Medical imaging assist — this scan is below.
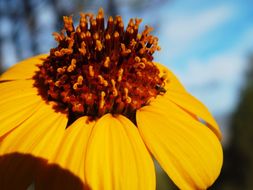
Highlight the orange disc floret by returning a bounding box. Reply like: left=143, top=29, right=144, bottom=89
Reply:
left=34, top=8, right=164, bottom=121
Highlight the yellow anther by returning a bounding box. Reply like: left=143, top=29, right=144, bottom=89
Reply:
left=120, top=43, right=131, bottom=56
left=89, top=65, right=95, bottom=77
left=99, top=91, right=106, bottom=109
left=54, top=51, right=62, bottom=57
left=135, top=56, right=141, bottom=63
left=139, top=48, right=145, bottom=54
left=130, top=39, right=137, bottom=47
left=146, top=61, right=153, bottom=66
left=55, top=80, right=61, bottom=87
left=124, top=88, right=132, bottom=103
left=97, top=75, right=108, bottom=86
left=111, top=79, right=116, bottom=88
left=137, top=33, right=141, bottom=40
left=79, top=41, right=86, bottom=55
left=117, top=68, right=124, bottom=82
left=60, top=48, right=73, bottom=55
left=103, top=80, right=108, bottom=87
left=76, top=26, right=81, bottom=33
left=135, top=18, right=142, bottom=26
left=68, top=38, right=74, bottom=49
left=126, top=97, right=132, bottom=104
left=108, top=16, right=113, bottom=23
left=93, top=32, right=99, bottom=40
left=72, top=103, right=84, bottom=112
left=105, top=33, right=111, bottom=40
left=98, top=75, right=104, bottom=84
left=124, top=88, right=128, bottom=95
left=72, top=58, right=77, bottom=64
left=80, top=32, right=86, bottom=39
left=80, top=12, right=86, bottom=21
left=98, top=7, right=104, bottom=18
left=63, top=16, right=74, bottom=32
left=67, top=59, right=76, bottom=72
left=91, top=20, right=97, bottom=28
left=141, top=58, right=147, bottom=63
left=73, top=83, right=79, bottom=90
left=98, top=75, right=108, bottom=86
left=77, top=75, right=83, bottom=85
left=67, top=65, right=75, bottom=72
left=104, top=57, right=110, bottom=68
left=114, top=31, right=119, bottom=38
left=116, top=15, right=122, bottom=23
left=57, top=67, right=65, bottom=74
left=137, top=71, right=142, bottom=77
left=134, top=62, right=145, bottom=69
left=111, top=79, right=118, bottom=97
left=84, top=93, right=93, bottom=104
left=138, top=62, right=145, bottom=69
left=95, top=40, right=103, bottom=51
left=52, top=32, right=64, bottom=42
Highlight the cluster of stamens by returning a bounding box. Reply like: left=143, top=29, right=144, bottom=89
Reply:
left=35, top=8, right=165, bottom=121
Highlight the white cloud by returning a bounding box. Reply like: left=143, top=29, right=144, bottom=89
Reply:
left=175, top=52, right=247, bottom=114
left=172, top=25, right=253, bottom=115
left=163, top=5, right=234, bottom=55
left=177, top=25, right=253, bottom=89
left=179, top=53, right=246, bottom=87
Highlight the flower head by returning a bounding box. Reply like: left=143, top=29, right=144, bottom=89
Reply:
left=0, top=8, right=223, bottom=190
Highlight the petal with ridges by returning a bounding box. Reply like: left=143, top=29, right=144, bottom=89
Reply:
left=164, top=90, right=222, bottom=139
left=0, top=79, right=38, bottom=103
left=154, top=62, right=186, bottom=92
left=0, top=80, right=43, bottom=137
left=85, top=114, right=155, bottom=190
left=50, top=116, right=95, bottom=184
left=0, top=54, right=47, bottom=81
left=137, top=96, right=223, bottom=190
left=0, top=101, right=68, bottom=161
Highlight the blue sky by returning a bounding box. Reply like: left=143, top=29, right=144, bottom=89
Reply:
left=147, top=0, right=253, bottom=116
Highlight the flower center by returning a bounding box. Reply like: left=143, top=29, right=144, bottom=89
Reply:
left=34, top=8, right=165, bottom=122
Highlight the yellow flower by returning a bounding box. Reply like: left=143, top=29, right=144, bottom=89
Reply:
left=0, top=8, right=222, bottom=190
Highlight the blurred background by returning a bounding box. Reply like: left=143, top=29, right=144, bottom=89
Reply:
left=0, top=0, right=253, bottom=189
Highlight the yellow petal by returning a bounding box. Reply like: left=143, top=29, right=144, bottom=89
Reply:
left=154, top=62, right=186, bottom=92
left=0, top=79, right=38, bottom=102
left=0, top=54, right=47, bottom=81
left=0, top=101, right=68, bottom=161
left=164, top=90, right=222, bottom=139
left=50, top=116, right=95, bottom=184
left=137, top=96, right=223, bottom=190
left=85, top=114, right=155, bottom=190
left=0, top=80, right=43, bottom=137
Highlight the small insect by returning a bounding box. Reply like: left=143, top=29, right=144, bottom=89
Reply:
left=155, top=84, right=166, bottom=93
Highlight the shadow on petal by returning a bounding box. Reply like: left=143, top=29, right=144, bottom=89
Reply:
left=0, top=153, right=91, bottom=190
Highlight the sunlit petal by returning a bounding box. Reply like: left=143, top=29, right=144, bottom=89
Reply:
left=0, top=54, right=46, bottom=81
left=85, top=114, right=155, bottom=190
left=50, top=116, right=95, bottom=184
left=0, top=80, right=42, bottom=137
left=137, top=96, right=223, bottom=189
left=0, top=101, right=68, bottom=160
left=164, top=91, right=222, bottom=139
